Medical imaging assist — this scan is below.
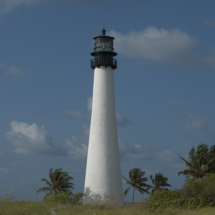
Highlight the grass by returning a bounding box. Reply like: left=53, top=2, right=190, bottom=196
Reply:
left=1, top=186, right=215, bottom=215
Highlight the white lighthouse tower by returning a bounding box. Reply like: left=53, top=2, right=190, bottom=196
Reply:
left=83, top=29, right=124, bottom=205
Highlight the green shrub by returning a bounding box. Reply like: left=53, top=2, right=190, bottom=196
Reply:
left=44, top=191, right=85, bottom=204
left=142, top=174, right=215, bottom=211
left=180, top=173, right=215, bottom=206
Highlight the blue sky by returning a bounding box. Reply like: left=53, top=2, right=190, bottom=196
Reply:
left=0, top=0, right=215, bottom=202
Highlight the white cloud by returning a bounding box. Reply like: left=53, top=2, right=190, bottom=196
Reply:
left=64, top=136, right=88, bottom=159
left=0, top=168, right=9, bottom=173
left=119, top=139, right=151, bottom=159
left=0, top=0, right=113, bottom=14
left=47, top=0, right=113, bottom=9
left=184, top=131, right=215, bottom=146
left=5, top=121, right=89, bottom=158
left=177, top=113, right=215, bottom=145
left=184, top=114, right=209, bottom=132
left=0, top=62, right=24, bottom=76
left=203, top=19, right=215, bottom=27
left=87, top=97, right=92, bottom=112
left=83, top=124, right=90, bottom=136
left=157, top=150, right=184, bottom=168
left=175, top=113, right=211, bottom=132
left=118, top=138, right=184, bottom=168
left=4, top=120, right=187, bottom=167
left=66, top=110, right=88, bottom=120
left=0, top=0, right=37, bottom=14
left=0, top=0, right=146, bottom=14
left=5, top=121, right=58, bottom=154
left=167, top=100, right=186, bottom=106
left=109, top=27, right=215, bottom=69
left=11, top=161, right=18, bottom=166
left=115, top=111, right=131, bottom=127
left=66, top=97, right=92, bottom=120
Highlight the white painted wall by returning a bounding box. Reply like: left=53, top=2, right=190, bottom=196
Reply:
left=83, top=66, right=124, bottom=206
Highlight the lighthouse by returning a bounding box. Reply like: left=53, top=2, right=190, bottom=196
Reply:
left=83, top=29, right=124, bottom=205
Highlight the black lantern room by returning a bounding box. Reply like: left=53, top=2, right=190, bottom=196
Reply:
left=90, top=29, right=117, bottom=70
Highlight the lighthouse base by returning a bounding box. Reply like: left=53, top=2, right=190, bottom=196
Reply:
left=83, top=190, right=124, bottom=206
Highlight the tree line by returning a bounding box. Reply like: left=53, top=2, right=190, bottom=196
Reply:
left=36, top=143, right=215, bottom=203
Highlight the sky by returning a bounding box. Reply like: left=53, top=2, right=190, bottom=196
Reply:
left=0, top=0, right=215, bottom=203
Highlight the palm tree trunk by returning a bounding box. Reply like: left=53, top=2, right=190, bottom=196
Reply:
left=132, top=187, right=135, bottom=205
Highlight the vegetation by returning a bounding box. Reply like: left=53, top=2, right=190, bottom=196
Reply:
left=1, top=143, right=215, bottom=214
left=36, top=168, right=75, bottom=201
left=142, top=173, right=215, bottom=212
left=44, top=190, right=86, bottom=204
left=149, top=172, right=172, bottom=193
left=177, top=144, right=215, bottom=180
left=122, top=168, right=153, bottom=204
left=1, top=185, right=215, bottom=215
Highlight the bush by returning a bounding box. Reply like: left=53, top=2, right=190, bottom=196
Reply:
left=142, top=173, right=215, bottom=211
left=44, top=191, right=85, bottom=204
left=180, top=173, right=215, bottom=206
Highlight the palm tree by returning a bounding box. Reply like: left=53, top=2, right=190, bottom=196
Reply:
left=36, top=168, right=74, bottom=201
left=149, top=172, right=172, bottom=193
left=122, top=168, right=153, bottom=204
left=203, top=145, right=215, bottom=174
left=177, top=144, right=212, bottom=180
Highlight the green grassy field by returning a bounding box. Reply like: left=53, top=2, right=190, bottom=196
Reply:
left=1, top=200, right=215, bottom=215
left=0, top=188, right=215, bottom=215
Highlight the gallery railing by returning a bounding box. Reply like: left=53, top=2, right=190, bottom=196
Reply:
left=91, top=58, right=117, bottom=70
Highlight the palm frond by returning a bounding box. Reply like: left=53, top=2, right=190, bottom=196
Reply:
left=178, top=169, right=194, bottom=176
left=136, top=186, right=144, bottom=195
left=198, top=145, right=210, bottom=169
left=151, top=187, right=156, bottom=193
left=40, top=178, right=52, bottom=187
left=54, top=168, right=63, bottom=183
left=36, top=187, right=51, bottom=194
left=177, top=154, right=195, bottom=170
left=60, top=186, right=74, bottom=191
left=122, top=175, right=130, bottom=183
left=138, top=182, right=152, bottom=188
left=188, top=147, right=196, bottom=167
left=201, top=164, right=209, bottom=172
left=178, top=169, right=203, bottom=180
left=137, top=171, right=146, bottom=179
left=150, top=174, right=155, bottom=185
left=60, top=184, right=74, bottom=188
left=197, top=144, right=208, bottom=155
left=58, top=177, right=74, bottom=187
left=124, top=186, right=131, bottom=197
left=49, top=168, right=54, bottom=184
left=159, top=182, right=172, bottom=188
left=139, top=177, right=148, bottom=183
left=124, top=168, right=152, bottom=201
left=57, top=171, right=69, bottom=184
left=207, top=157, right=215, bottom=165
left=208, top=145, right=215, bottom=171
left=129, top=168, right=141, bottom=181
left=137, top=186, right=149, bottom=194
left=178, top=144, right=215, bottom=180
left=38, top=168, right=74, bottom=200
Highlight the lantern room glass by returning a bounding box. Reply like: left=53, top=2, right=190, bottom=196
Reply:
left=94, top=38, right=114, bottom=52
